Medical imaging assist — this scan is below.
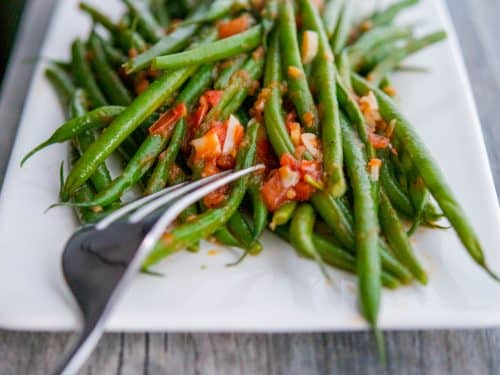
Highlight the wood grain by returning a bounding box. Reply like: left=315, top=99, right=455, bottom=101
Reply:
left=0, top=0, right=499, bottom=374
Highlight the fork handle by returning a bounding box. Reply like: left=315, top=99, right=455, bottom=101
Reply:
left=53, top=322, right=103, bottom=375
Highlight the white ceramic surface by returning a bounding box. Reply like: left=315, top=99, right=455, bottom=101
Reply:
left=1, top=0, right=500, bottom=332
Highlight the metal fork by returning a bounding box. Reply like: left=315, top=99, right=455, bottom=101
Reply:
left=54, top=165, right=264, bottom=375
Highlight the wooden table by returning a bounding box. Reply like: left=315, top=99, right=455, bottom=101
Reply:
left=1, top=1, right=499, bottom=374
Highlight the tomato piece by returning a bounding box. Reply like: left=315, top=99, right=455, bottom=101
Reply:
left=210, top=121, right=227, bottom=145
left=368, top=133, right=390, bottom=149
left=256, top=139, right=278, bottom=169
left=280, top=153, right=299, bottom=169
left=203, top=90, right=224, bottom=107
left=294, top=181, right=315, bottom=201
left=262, top=170, right=290, bottom=212
left=217, top=16, right=251, bottom=39
left=149, top=103, right=187, bottom=137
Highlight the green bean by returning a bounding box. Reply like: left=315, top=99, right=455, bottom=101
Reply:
left=336, top=50, right=352, bottom=91
left=202, top=52, right=265, bottom=133
left=289, top=203, right=330, bottom=280
left=79, top=2, right=118, bottom=33
left=228, top=211, right=258, bottom=249
left=79, top=2, right=147, bottom=53
left=124, top=0, right=164, bottom=43
left=123, top=5, right=209, bottom=73
left=279, top=0, right=318, bottom=133
left=335, top=77, right=375, bottom=159
left=180, top=0, right=234, bottom=26
left=314, top=232, right=400, bottom=289
left=45, top=63, right=75, bottom=102
left=300, top=0, right=345, bottom=196
left=21, top=106, right=124, bottom=166
left=310, top=190, right=411, bottom=282
left=152, top=26, right=263, bottom=71
left=331, top=0, right=353, bottom=55
left=248, top=174, right=268, bottom=242
left=277, top=226, right=400, bottom=289
left=70, top=90, right=113, bottom=194
left=369, top=0, right=419, bottom=27
left=352, top=73, right=500, bottom=280
left=263, top=29, right=294, bottom=157
left=71, top=39, right=107, bottom=108
left=95, top=34, right=128, bottom=67
left=340, top=114, right=384, bottom=359
left=44, top=65, right=101, bottom=221
left=214, top=54, right=247, bottom=90
left=88, top=33, right=132, bottom=106
left=379, top=191, right=427, bottom=284
left=380, top=158, right=414, bottom=217
left=270, top=202, right=297, bottom=231
left=69, top=149, right=100, bottom=223
left=368, top=31, right=447, bottom=85
left=150, top=0, right=171, bottom=28
left=215, top=226, right=243, bottom=248
left=357, top=42, right=396, bottom=74
left=62, top=66, right=196, bottom=197
left=143, top=120, right=259, bottom=267
left=261, top=0, right=279, bottom=39
left=322, top=0, right=344, bottom=39
left=144, top=119, right=186, bottom=194
left=347, top=25, right=413, bottom=70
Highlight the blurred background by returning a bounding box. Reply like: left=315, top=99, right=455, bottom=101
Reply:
left=0, top=1, right=27, bottom=86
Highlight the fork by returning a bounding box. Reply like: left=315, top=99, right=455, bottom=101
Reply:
left=53, top=165, right=264, bottom=375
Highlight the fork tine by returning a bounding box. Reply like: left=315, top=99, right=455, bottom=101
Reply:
left=136, top=164, right=265, bottom=252
left=96, top=171, right=233, bottom=230
left=95, top=183, right=187, bottom=230
left=128, top=170, right=236, bottom=224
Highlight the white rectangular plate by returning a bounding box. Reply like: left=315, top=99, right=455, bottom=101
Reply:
left=1, top=0, right=500, bottom=332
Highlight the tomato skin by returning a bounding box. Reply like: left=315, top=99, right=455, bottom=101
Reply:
left=204, top=90, right=223, bottom=107
left=262, top=170, right=290, bottom=212
left=149, top=103, right=187, bottom=137
left=368, top=132, right=390, bottom=149
left=218, top=16, right=251, bottom=39
left=256, top=139, right=278, bottom=169
left=294, top=181, right=315, bottom=201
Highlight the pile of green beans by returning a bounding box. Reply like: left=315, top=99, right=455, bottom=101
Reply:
left=22, top=0, right=497, bottom=359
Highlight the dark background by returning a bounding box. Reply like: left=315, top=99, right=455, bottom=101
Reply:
left=0, top=1, right=27, bottom=86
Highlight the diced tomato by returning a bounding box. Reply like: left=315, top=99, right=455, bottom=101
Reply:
left=189, top=96, right=208, bottom=130
left=299, top=159, right=322, bottom=179
left=280, top=153, right=300, bottom=169
left=294, top=181, right=315, bottom=201
left=209, top=121, right=227, bottom=145
left=218, top=15, right=251, bottom=39
left=204, top=90, right=224, bottom=107
left=256, top=139, right=278, bottom=169
left=135, top=78, right=149, bottom=95
left=191, top=128, right=222, bottom=160
left=149, top=103, right=187, bottom=137
left=261, top=170, right=290, bottom=212
left=368, top=133, right=390, bottom=149
left=204, top=185, right=230, bottom=208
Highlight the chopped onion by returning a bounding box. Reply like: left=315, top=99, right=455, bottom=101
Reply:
left=279, top=166, right=300, bottom=188
left=301, top=133, right=321, bottom=159
left=301, top=30, right=319, bottom=65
